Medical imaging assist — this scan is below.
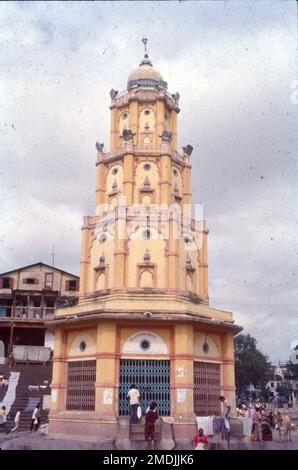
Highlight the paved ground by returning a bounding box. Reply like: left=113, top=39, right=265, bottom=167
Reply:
left=1, top=427, right=297, bottom=450
left=1, top=407, right=297, bottom=450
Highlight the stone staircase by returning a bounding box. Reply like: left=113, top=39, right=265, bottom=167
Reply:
left=130, top=416, right=162, bottom=450
left=0, top=362, right=52, bottom=432
left=116, top=416, right=175, bottom=450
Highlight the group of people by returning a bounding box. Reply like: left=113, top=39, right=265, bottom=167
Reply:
left=191, top=396, right=231, bottom=450
left=236, top=402, right=274, bottom=441
left=0, top=403, right=41, bottom=434
left=126, top=385, right=221, bottom=450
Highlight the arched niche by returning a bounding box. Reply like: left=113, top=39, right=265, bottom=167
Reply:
left=106, top=164, right=123, bottom=195
left=140, top=270, right=153, bottom=288
left=139, top=107, right=155, bottom=133
left=194, top=334, right=220, bottom=358
left=123, top=331, right=168, bottom=355
left=68, top=332, right=96, bottom=357
left=96, top=272, right=106, bottom=290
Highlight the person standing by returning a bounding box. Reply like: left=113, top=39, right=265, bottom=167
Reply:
left=144, top=402, right=159, bottom=450
left=253, top=405, right=262, bottom=441
left=0, top=406, right=9, bottom=434
left=11, top=408, right=21, bottom=432
left=219, top=396, right=231, bottom=448
left=127, top=384, right=140, bottom=424
left=219, top=395, right=231, bottom=418
left=30, top=403, right=41, bottom=431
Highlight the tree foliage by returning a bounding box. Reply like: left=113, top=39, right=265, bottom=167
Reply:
left=286, top=360, right=298, bottom=377
left=234, top=333, right=271, bottom=390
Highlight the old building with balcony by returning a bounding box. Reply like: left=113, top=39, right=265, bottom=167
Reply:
left=0, top=262, right=79, bottom=358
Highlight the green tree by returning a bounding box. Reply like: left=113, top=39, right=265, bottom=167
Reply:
left=234, top=333, right=271, bottom=391
left=286, top=360, right=298, bottom=378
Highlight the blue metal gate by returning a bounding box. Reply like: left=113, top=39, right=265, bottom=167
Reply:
left=119, top=359, right=170, bottom=416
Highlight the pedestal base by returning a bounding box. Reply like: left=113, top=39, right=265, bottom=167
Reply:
left=49, top=412, right=118, bottom=444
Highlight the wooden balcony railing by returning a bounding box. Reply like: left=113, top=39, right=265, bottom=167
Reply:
left=0, top=306, right=55, bottom=320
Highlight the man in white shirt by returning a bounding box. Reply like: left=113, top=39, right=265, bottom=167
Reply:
left=127, top=384, right=140, bottom=424
left=219, top=396, right=231, bottom=418
left=30, top=403, right=40, bottom=431
left=11, top=408, right=21, bottom=432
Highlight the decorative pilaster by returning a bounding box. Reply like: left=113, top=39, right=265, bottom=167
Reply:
left=221, top=332, right=236, bottom=413
left=95, top=322, right=117, bottom=420
left=50, top=328, right=66, bottom=412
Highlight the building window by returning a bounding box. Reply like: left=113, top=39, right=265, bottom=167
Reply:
left=45, top=273, right=53, bottom=289
left=140, top=339, right=151, bottom=352
left=1, top=277, right=13, bottom=289
left=184, top=236, right=192, bottom=246
left=23, top=278, right=37, bottom=285
left=141, top=229, right=151, bottom=240
left=66, top=280, right=78, bottom=292
left=98, top=233, right=107, bottom=243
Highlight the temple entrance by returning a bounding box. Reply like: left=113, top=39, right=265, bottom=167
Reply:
left=119, top=359, right=170, bottom=416
left=194, top=361, right=221, bottom=416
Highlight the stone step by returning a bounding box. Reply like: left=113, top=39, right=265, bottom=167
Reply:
left=130, top=434, right=161, bottom=441
left=131, top=441, right=159, bottom=450
left=130, top=425, right=145, bottom=432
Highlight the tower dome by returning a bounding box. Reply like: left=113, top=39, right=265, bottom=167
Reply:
left=127, top=40, right=167, bottom=91
left=128, top=61, right=163, bottom=83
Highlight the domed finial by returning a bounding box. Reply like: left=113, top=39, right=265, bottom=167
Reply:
left=142, top=37, right=148, bottom=57
left=140, top=38, right=152, bottom=66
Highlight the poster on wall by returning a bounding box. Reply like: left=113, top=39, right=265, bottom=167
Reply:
left=176, top=367, right=185, bottom=377
left=103, top=388, right=113, bottom=405
left=177, top=389, right=186, bottom=403
left=51, top=389, right=58, bottom=403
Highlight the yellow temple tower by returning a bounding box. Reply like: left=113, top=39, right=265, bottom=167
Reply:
left=49, top=40, right=241, bottom=448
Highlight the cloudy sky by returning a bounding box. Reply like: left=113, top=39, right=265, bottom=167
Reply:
left=1, top=1, right=297, bottom=363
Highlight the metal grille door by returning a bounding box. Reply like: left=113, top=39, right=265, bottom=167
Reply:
left=119, top=359, right=170, bottom=416
left=66, top=360, right=96, bottom=411
left=194, top=361, right=221, bottom=416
